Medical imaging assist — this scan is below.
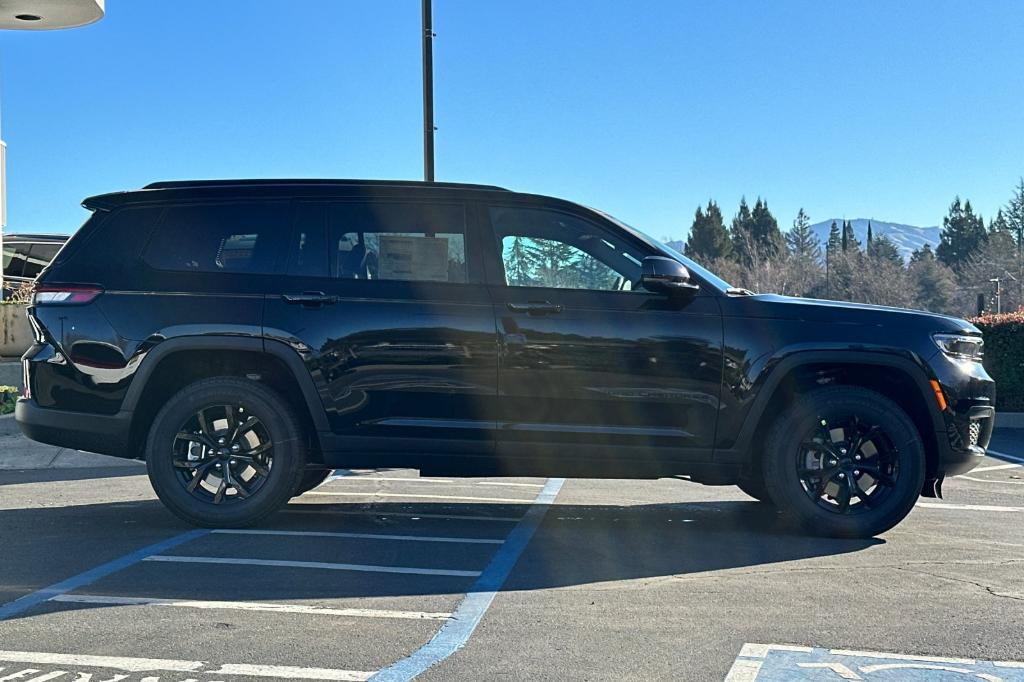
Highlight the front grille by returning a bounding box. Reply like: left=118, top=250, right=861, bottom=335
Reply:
left=968, top=420, right=982, bottom=448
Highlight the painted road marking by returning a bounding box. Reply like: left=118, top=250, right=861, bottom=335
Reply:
left=307, top=491, right=533, bottom=504
left=989, top=450, right=1024, bottom=464
left=49, top=594, right=451, bottom=621
left=957, top=475, right=1024, bottom=485
left=283, top=508, right=522, bottom=522
left=0, top=530, right=209, bottom=621
left=917, top=501, right=1024, bottom=513
left=970, top=463, right=1022, bottom=473
left=143, top=555, right=482, bottom=578
left=725, top=643, right=1024, bottom=681
left=371, top=477, right=566, bottom=682
left=0, top=651, right=371, bottom=680
left=211, top=529, right=504, bottom=544
left=325, top=476, right=544, bottom=489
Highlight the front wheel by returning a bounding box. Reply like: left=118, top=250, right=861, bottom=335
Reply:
left=146, top=377, right=307, bottom=528
left=762, top=386, right=925, bottom=538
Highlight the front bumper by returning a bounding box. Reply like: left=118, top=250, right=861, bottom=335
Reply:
left=15, top=398, right=135, bottom=459
left=929, top=351, right=996, bottom=478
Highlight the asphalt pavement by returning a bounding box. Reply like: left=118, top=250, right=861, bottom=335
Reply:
left=0, top=428, right=1021, bottom=681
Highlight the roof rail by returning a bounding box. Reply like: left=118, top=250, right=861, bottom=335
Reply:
left=143, top=179, right=509, bottom=192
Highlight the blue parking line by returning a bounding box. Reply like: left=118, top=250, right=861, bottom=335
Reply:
left=370, top=477, right=566, bottom=682
left=0, top=529, right=209, bottom=621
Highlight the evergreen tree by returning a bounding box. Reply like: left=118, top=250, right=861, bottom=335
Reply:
left=503, top=236, right=533, bottom=286
left=908, top=245, right=957, bottom=314
left=826, top=220, right=842, bottom=253
left=867, top=222, right=874, bottom=247
left=524, top=238, right=579, bottom=288
left=936, top=197, right=987, bottom=271
left=730, top=198, right=756, bottom=265
left=750, top=198, right=786, bottom=260
left=868, top=235, right=903, bottom=265
left=786, top=208, right=821, bottom=259
left=841, top=220, right=860, bottom=253
left=684, top=200, right=732, bottom=261
left=990, top=209, right=1010, bottom=235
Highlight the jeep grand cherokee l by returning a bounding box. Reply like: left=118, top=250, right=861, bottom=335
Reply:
left=15, top=179, right=996, bottom=537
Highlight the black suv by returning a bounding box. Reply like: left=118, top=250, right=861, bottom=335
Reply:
left=16, top=179, right=995, bottom=537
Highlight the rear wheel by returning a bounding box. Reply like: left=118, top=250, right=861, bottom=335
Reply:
left=146, top=377, right=307, bottom=528
left=762, top=386, right=925, bottom=538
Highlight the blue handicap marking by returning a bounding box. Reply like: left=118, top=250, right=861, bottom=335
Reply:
left=725, top=643, right=1024, bottom=681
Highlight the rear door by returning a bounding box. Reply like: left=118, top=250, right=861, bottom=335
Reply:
left=482, top=203, right=724, bottom=473
left=262, top=197, right=499, bottom=464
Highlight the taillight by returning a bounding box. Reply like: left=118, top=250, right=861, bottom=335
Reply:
left=32, top=285, right=104, bottom=305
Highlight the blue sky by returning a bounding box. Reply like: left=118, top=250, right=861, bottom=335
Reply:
left=1, top=0, right=1022, bottom=238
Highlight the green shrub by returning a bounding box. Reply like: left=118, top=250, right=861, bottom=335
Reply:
left=0, top=385, right=18, bottom=415
left=970, top=311, right=1024, bottom=412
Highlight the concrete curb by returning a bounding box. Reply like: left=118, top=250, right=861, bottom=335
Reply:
left=996, top=412, right=1024, bottom=429
left=0, top=414, right=143, bottom=471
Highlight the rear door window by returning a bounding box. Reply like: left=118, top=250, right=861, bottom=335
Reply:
left=328, top=202, right=467, bottom=283
left=143, top=202, right=289, bottom=275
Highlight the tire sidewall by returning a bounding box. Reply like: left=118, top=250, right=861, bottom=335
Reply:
left=146, top=378, right=306, bottom=527
left=764, top=387, right=925, bottom=538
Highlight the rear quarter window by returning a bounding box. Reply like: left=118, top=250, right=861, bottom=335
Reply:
left=143, top=202, right=289, bottom=275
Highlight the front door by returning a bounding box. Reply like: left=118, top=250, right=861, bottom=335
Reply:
left=262, top=198, right=499, bottom=465
left=482, top=203, right=723, bottom=474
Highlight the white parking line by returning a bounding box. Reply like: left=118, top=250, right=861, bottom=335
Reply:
left=324, top=476, right=544, bottom=489
left=211, top=529, right=504, bottom=544
left=143, top=555, right=482, bottom=578
left=0, top=651, right=371, bottom=680
left=969, top=463, right=1021, bottom=473
left=283, top=508, right=522, bottom=523
left=917, top=501, right=1024, bottom=513
left=957, top=475, right=1024, bottom=485
left=307, top=491, right=533, bottom=504
left=50, top=594, right=450, bottom=621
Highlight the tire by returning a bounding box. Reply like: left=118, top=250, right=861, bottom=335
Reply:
left=762, top=386, right=925, bottom=538
left=293, top=469, right=333, bottom=497
left=146, top=377, right=307, bottom=528
left=736, top=475, right=773, bottom=504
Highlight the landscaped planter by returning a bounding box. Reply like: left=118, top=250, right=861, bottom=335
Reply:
left=0, top=304, right=33, bottom=358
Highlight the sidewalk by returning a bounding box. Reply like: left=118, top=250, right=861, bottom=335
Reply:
left=0, top=414, right=144, bottom=470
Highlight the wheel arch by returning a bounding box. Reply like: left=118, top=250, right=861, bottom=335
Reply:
left=734, top=350, right=944, bottom=482
left=123, top=336, right=329, bottom=459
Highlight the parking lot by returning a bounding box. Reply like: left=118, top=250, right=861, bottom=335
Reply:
left=1, top=428, right=1022, bottom=681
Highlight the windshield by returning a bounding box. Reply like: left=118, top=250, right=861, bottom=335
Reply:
left=589, top=207, right=733, bottom=292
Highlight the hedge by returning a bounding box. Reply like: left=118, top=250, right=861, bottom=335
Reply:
left=970, top=310, right=1024, bottom=412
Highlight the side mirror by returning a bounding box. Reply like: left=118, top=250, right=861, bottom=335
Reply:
left=640, top=256, right=700, bottom=297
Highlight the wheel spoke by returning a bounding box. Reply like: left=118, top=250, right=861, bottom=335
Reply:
left=232, top=476, right=252, bottom=499
left=212, top=477, right=227, bottom=504
left=860, top=466, right=896, bottom=487
left=196, top=408, right=216, bottom=440
left=849, top=425, right=881, bottom=459
left=835, top=478, right=852, bottom=513
left=230, top=416, right=260, bottom=444
left=245, top=441, right=273, bottom=457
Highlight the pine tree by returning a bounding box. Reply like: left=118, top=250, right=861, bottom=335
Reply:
left=867, top=222, right=874, bottom=247
left=786, top=208, right=821, bottom=259
left=524, top=238, right=579, bottom=288
left=503, top=236, right=533, bottom=286
left=869, top=235, right=903, bottom=265
left=750, top=198, right=786, bottom=260
left=730, top=198, right=756, bottom=265
left=684, top=200, right=732, bottom=261
left=990, top=209, right=1010, bottom=234
left=826, top=220, right=842, bottom=253
left=908, top=246, right=957, bottom=314
left=841, top=220, right=860, bottom=253
left=936, top=197, right=987, bottom=271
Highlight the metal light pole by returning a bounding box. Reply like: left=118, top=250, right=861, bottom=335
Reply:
left=421, top=0, right=435, bottom=182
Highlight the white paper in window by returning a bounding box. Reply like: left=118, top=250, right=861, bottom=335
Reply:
left=378, top=235, right=450, bottom=281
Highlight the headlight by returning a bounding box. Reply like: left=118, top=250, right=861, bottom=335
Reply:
left=932, top=333, right=984, bottom=361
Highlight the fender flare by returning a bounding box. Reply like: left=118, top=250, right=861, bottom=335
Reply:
left=731, top=349, right=943, bottom=456
left=120, top=335, right=330, bottom=432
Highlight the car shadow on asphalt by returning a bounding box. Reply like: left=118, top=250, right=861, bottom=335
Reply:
left=0, top=497, right=881, bottom=621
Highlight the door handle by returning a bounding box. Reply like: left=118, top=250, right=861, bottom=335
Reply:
left=282, top=291, right=338, bottom=307
left=506, top=301, right=562, bottom=315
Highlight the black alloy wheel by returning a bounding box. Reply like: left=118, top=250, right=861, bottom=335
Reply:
left=146, top=377, right=306, bottom=528
left=172, top=404, right=274, bottom=505
left=762, top=385, right=925, bottom=538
